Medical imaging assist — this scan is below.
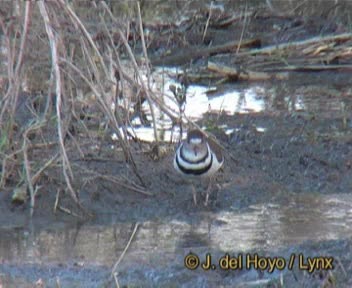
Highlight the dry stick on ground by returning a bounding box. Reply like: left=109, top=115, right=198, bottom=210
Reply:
left=238, top=32, right=352, bottom=56
left=57, top=205, right=82, bottom=218
left=207, top=61, right=289, bottom=81
left=38, top=2, right=79, bottom=205
left=32, top=152, right=60, bottom=184
left=247, top=38, right=352, bottom=70
left=113, top=273, right=121, bottom=288
left=111, top=223, right=139, bottom=280
left=75, top=164, right=153, bottom=196
left=22, top=122, right=58, bottom=216
left=264, top=64, right=352, bottom=72
left=215, top=11, right=254, bottom=28
left=54, top=187, right=83, bottom=219
left=151, top=38, right=261, bottom=66
left=59, top=0, right=145, bottom=187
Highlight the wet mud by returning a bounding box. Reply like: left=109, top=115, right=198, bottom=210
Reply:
left=1, top=0, right=352, bottom=287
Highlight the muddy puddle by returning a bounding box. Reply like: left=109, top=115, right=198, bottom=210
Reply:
left=2, top=68, right=352, bottom=286
left=1, top=192, right=352, bottom=287
left=2, top=0, right=352, bottom=287
left=2, top=72, right=352, bottom=286
left=125, top=69, right=267, bottom=142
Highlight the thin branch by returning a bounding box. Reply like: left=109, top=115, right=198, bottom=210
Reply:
left=74, top=164, right=153, bottom=196
left=236, top=3, right=248, bottom=54
left=14, top=1, right=32, bottom=78
left=239, top=33, right=352, bottom=56
left=101, top=2, right=159, bottom=146
left=111, top=223, right=139, bottom=275
left=38, top=1, right=79, bottom=204
left=58, top=1, right=145, bottom=186
left=23, top=135, right=35, bottom=217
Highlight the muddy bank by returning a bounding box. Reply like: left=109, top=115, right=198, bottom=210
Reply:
left=2, top=101, right=352, bottom=286
left=1, top=0, right=352, bottom=287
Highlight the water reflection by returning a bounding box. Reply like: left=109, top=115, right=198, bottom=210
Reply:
left=175, top=84, right=265, bottom=118
left=123, top=81, right=267, bottom=142
left=116, top=68, right=350, bottom=143
left=1, top=193, right=352, bottom=267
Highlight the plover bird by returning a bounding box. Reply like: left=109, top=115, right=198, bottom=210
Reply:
left=174, top=129, right=224, bottom=205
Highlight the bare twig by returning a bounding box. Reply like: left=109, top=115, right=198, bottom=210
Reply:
left=22, top=119, right=59, bottom=216
left=236, top=3, right=248, bottom=54
left=57, top=205, right=83, bottom=218
left=0, top=2, right=32, bottom=145
left=202, top=2, right=213, bottom=43
left=14, top=1, right=32, bottom=80
left=113, top=273, right=120, bottom=288
left=58, top=1, right=145, bottom=187
left=38, top=1, right=79, bottom=204
left=101, top=2, right=159, bottom=149
left=74, top=164, right=153, bottom=196
left=111, top=223, right=139, bottom=275
left=137, top=2, right=151, bottom=88
left=263, top=64, right=352, bottom=72
left=54, top=188, right=60, bottom=213
left=23, top=135, right=35, bottom=216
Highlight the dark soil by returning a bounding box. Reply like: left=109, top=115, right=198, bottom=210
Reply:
left=2, top=78, right=352, bottom=287
left=1, top=0, right=352, bottom=287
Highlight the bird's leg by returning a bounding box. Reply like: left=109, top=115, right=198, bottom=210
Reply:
left=191, top=184, right=197, bottom=206
left=204, top=176, right=213, bottom=206
left=214, top=183, right=221, bottom=204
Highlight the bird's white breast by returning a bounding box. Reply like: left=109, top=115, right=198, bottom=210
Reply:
left=174, top=143, right=222, bottom=177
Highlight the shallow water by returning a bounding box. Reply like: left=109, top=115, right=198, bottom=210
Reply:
left=2, top=193, right=352, bottom=263
left=2, top=69, right=352, bottom=287
left=121, top=67, right=352, bottom=143
left=1, top=193, right=352, bottom=286
left=2, top=67, right=352, bottom=286
left=2, top=0, right=352, bottom=286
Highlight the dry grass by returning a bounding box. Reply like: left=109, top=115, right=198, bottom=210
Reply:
left=1, top=0, right=351, bottom=218
left=0, top=1, right=174, bottom=217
